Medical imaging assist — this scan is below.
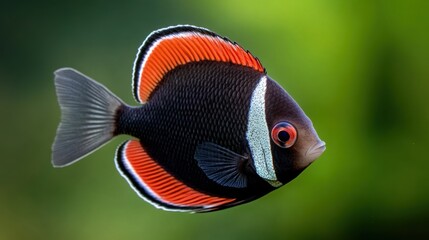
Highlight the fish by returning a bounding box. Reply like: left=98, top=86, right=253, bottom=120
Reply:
left=52, top=25, right=326, bottom=213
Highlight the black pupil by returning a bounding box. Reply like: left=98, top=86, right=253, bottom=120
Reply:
left=278, top=130, right=290, bottom=142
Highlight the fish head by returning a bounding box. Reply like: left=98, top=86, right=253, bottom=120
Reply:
left=264, top=77, right=326, bottom=185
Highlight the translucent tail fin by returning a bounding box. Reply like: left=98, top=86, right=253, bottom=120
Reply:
left=52, top=68, right=124, bottom=167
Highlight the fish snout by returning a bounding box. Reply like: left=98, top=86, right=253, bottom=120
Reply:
left=305, top=140, right=326, bottom=159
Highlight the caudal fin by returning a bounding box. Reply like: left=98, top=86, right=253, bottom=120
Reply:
left=52, top=68, right=124, bottom=167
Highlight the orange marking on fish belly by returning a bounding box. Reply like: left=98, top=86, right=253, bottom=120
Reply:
left=124, top=140, right=235, bottom=207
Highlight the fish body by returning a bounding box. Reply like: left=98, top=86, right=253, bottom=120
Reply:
left=52, top=25, right=326, bottom=212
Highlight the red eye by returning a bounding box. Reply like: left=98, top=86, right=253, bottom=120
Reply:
left=271, top=122, right=297, bottom=148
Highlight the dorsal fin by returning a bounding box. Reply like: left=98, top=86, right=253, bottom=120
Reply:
left=132, top=25, right=266, bottom=103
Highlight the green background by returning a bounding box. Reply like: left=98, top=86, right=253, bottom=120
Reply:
left=1, top=0, right=428, bottom=239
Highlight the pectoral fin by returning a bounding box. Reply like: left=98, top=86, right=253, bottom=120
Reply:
left=194, top=142, right=249, bottom=188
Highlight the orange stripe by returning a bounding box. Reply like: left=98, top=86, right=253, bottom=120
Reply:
left=137, top=33, right=264, bottom=102
left=124, top=140, right=235, bottom=207
left=164, top=41, right=183, bottom=65
left=199, top=37, right=215, bottom=60
left=206, top=37, right=220, bottom=61
left=214, top=39, right=228, bottom=62
left=156, top=44, right=174, bottom=71
left=180, top=39, right=197, bottom=61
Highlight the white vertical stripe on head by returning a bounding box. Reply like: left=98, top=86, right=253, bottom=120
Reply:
left=246, top=76, right=281, bottom=187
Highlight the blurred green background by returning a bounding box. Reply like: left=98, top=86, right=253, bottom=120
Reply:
left=1, top=0, right=428, bottom=239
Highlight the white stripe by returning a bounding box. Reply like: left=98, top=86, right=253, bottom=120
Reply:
left=246, top=76, right=280, bottom=187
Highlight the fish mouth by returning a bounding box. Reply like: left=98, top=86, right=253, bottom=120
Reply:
left=305, top=140, right=326, bottom=158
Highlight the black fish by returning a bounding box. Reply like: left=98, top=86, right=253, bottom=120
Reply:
left=52, top=25, right=326, bottom=213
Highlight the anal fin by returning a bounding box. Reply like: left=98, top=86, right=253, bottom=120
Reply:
left=115, top=140, right=236, bottom=212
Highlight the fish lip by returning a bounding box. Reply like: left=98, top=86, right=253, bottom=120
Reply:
left=306, top=140, right=326, bottom=157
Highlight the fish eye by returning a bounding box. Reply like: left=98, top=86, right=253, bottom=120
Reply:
left=271, top=122, right=297, bottom=148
